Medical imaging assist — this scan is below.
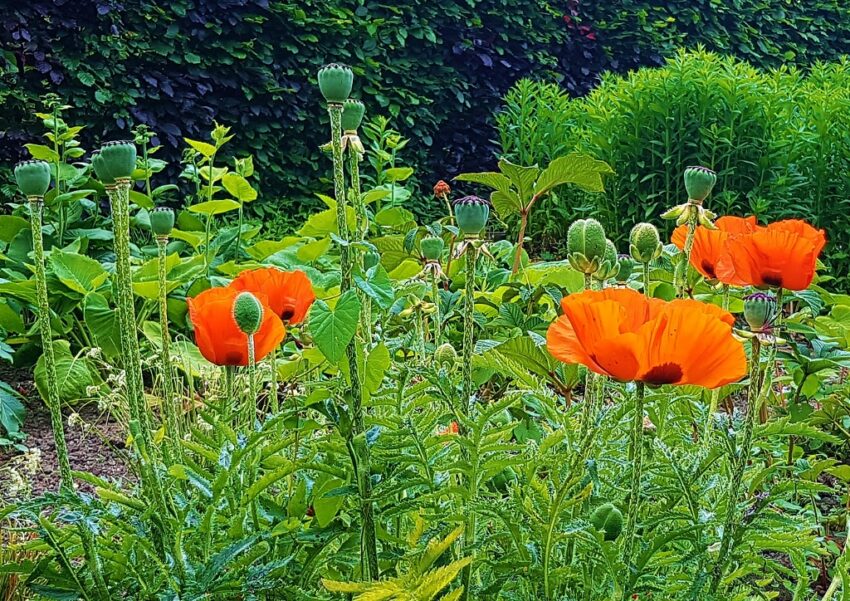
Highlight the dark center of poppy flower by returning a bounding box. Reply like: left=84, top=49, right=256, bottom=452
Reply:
left=280, top=307, right=295, bottom=321
left=700, top=260, right=717, bottom=279
left=761, top=270, right=783, bottom=288
left=224, top=351, right=244, bottom=365
left=641, top=362, right=684, bottom=386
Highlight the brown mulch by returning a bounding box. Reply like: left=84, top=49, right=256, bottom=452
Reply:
left=0, top=366, right=129, bottom=497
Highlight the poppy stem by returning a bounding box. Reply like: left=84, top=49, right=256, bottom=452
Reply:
left=677, top=205, right=699, bottom=298
left=156, top=235, right=180, bottom=464
left=622, top=381, right=646, bottom=568
left=704, top=284, right=731, bottom=443
left=246, top=334, right=257, bottom=429
left=269, top=348, right=279, bottom=414
left=642, top=260, right=652, bottom=298
left=348, top=137, right=372, bottom=341
left=328, top=101, right=378, bottom=579
left=431, top=272, right=443, bottom=347
left=462, top=244, right=479, bottom=414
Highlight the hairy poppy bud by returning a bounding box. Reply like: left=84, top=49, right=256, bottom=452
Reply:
left=616, top=254, right=636, bottom=282
left=364, top=249, right=381, bottom=271
left=684, top=166, right=716, bottom=202
left=629, top=223, right=663, bottom=263
left=452, top=195, right=490, bottom=237
left=15, top=160, right=51, bottom=197
left=435, top=342, right=458, bottom=366
left=149, top=207, right=175, bottom=237
left=98, top=141, right=137, bottom=180
left=420, top=236, right=444, bottom=261
left=567, top=218, right=607, bottom=274
left=743, top=292, right=777, bottom=332
left=233, top=291, right=264, bottom=335
left=318, top=63, right=353, bottom=104
left=594, top=239, right=620, bottom=281
left=341, top=99, right=365, bottom=131
left=590, top=502, right=623, bottom=541
left=433, top=180, right=451, bottom=197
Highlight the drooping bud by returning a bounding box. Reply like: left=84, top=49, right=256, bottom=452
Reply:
left=364, top=249, right=381, bottom=271
left=317, top=63, right=353, bottom=104
left=684, top=165, right=717, bottom=202
left=629, top=223, right=663, bottom=263
left=420, top=236, right=445, bottom=261
left=433, top=180, right=451, bottom=197
left=149, top=207, right=175, bottom=237
left=589, top=502, right=623, bottom=541
left=233, top=291, right=264, bottom=335
left=743, top=292, right=777, bottom=333
left=452, top=195, right=490, bottom=237
left=98, top=141, right=137, bottom=180
left=616, top=254, right=636, bottom=283
left=341, top=99, right=365, bottom=131
left=14, top=160, right=51, bottom=197
left=593, top=239, right=620, bottom=281
left=435, top=342, right=458, bottom=366
left=566, top=218, right=607, bottom=274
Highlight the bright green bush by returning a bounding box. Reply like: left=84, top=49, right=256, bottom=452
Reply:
left=497, top=49, right=850, bottom=287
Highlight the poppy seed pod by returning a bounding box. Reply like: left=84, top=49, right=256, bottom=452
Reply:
left=590, top=503, right=623, bottom=541
left=149, top=207, right=175, bottom=237
left=616, top=254, right=636, bottom=282
left=567, top=218, right=607, bottom=274
left=233, top=292, right=264, bottom=336
left=341, top=99, right=365, bottom=131
left=594, top=239, right=620, bottom=281
left=684, top=165, right=717, bottom=202
left=318, top=63, right=353, bottom=104
left=98, top=141, right=137, bottom=180
left=91, top=151, right=113, bottom=184
left=743, top=292, right=777, bottom=332
left=629, top=223, right=663, bottom=263
left=452, top=195, right=490, bottom=237
left=364, top=249, right=381, bottom=271
left=420, top=236, right=445, bottom=261
left=14, top=160, right=51, bottom=197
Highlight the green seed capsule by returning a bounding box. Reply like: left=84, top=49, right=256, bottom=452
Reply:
left=683, top=165, right=717, bottom=202
left=452, top=195, right=490, bottom=237
left=14, top=160, right=51, bottom=197
left=149, top=207, right=175, bottom=237
left=233, top=291, right=264, bottom=335
left=98, top=140, right=137, bottom=180
left=341, top=99, right=365, bottom=131
left=567, top=218, right=607, bottom=274
left=743, top=292, right=777, bottom=332
left=318, top=63, right=354, bottom=104
left=420, top=236, right=445, bottom=261
left=629, top=223, right=663, bottom=263
left=590, top=502, right=623, bottom=541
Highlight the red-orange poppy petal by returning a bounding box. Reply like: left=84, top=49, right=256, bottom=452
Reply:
left=231, top=267, right=316, bottom=324
left=672, top=224, right=687, bottom=250
left=715, top=215, right=760, bottom=235
left=670, top=298, right=736, bottom=326
left=721, top=228, right=818, bottom=290
left=591, top=334, right=642, bottom=381
left=188, top=286, right=285, bottom=366
left=766, top=219, right=826, bottom=257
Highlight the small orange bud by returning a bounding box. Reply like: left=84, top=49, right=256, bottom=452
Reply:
left=433, top=180, right=451, bottom=197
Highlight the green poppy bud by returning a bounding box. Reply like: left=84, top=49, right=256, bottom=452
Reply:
left=452, top=195, right=490, bottom=237
left=743, top=292, right=777, bottom=332
left=317, top=63, right=353, bottom=104
left=341, top=99, right=365, bottom=131
left=14, top=160, right=51, bottom=197
left=364, top=249, right=381, bottom=271
left=98, top=140, right=137, bottom=180
left=629, top=223, right=663, bottom=263
left=589, top=502, right=623, bottom=541
left=435, top=342, right=458, bottom=367
left=420, top=236, right=445, bottom=261
left=233, top=291, right=264, bottom=335
left=593, top=239, right=620, bottom=281
left=616, top=254, right=636, bottom=282
left=684, top=165, right=717, bottom=202
left=567, top=218, right=607, bottom=274
left=149, top=207, right=175, bottom=237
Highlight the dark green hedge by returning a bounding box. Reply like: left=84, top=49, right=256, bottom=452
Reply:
left=2, top=0, right=849, bottom=222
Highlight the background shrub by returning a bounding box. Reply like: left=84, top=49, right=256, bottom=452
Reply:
left=496, top=50, right=850, bottom=288
left=3, top=1, right=850, bottom=228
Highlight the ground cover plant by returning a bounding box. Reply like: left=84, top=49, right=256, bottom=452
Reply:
left=0, top=64, right=849, bottom=601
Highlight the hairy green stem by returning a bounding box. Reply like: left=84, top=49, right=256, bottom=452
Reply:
left=348, top=133, right=372, bottom=342
left=704, top=285, right=731, bottom=444
left=431, top=273, right=443, bottom=347
left=642, top=261, right=651, bottom=298
left=329, top=102, right=378, bottom=579
left=28, top=198, right=73, bottom=489
left=676, top=205, right=699, bottom=298
left=622, top=382, right=647, bottom=569
left=269, top=348, right=279, bottom=414
left=156, top=237, right=179, bottom=463
left=246, top=334, right=257, bottom=430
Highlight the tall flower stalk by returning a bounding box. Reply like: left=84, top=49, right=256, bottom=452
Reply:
left=621, top=382, right=646, bottom=567
left=320, top=63, right=378, bottom=579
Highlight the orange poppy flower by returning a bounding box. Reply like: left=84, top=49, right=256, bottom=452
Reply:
left=715, top=219, right=826, bottom=290
left=671, top=216, right=760, bottom=280
left=546, top=288, right=746, bottom=388
left=230, top=267, right=316, bottom=324
left=188, top=286, right=285, bottom=366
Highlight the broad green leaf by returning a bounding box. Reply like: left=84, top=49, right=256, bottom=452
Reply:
left=354, top=265, right=395, bottom=310
left=221, top=172, right=257, bottom=203
left=84, top=292, right=121, bottom=358
left=49, top=249, right=109, bottom=294
left=491, top=189, right=523, bottom=219
left=384, top=166, right=414, bottom=182
left=54, top=190, right=96, bottom=205
left=188, top=199, right=241, bottom=216
left=499, top=159, right=539, bottom=205
left=184, top=138, right=217, bottom=158
left=0, top=380, right=25, bottom=442
left=170, top=228, right=204, bottom=248
left=0, top=216, right=29, bottom=244
left=299, top=206, right=355, bottom=238
left=34, top=340, right=98, bottom=404
left=364, top=342, right=390, bottom=396
left=25, top=143, right=59, bottom=162
left=246, top=238, right=298, bottom=261
left=297, top=237, right=332, bottom=263
left=454, top=171, right=512, bottom=193
left=308, top=290, right=361, bottom=364
left=535, top=153, right=613, bottom=197
left=128, top=190, right=154, bottom=209
left=313, top=476, right=346, bottom=527
left=375, top=206, right=415, bottom=228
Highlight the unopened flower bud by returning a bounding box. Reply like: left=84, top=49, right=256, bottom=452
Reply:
left=616, top=254, right=636, bottom=282
left=15, top=160, right=52, bottom=197
left=435, top=343, right=458, bottom=366
left=149, top=207, right=175, bottom=237
left=684, top=165, right=717, bottom=202
left=743, top=292, right=777, bottom=332
left=593, top=239, right=620, bottom=281
left=567, top=218, right=607, bottom=274
left=590, top=503, right=623, bottom=541
left=452, top=195, right=490, bottom=237
left=420, top=236, right=445, bottom=261
left=233, top=292, right=264, bottom=335
left=629, top=223, right=663, bottom=263
left=318, top=63, right=353, bottom=104
left=364, top=249, right=381, bottom=271
left=433, top=180, right=451, bottom=197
